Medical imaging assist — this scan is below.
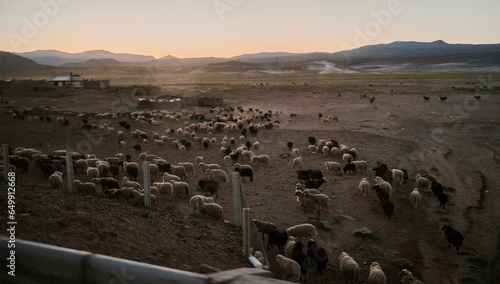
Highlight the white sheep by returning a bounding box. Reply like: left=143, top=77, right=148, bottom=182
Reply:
left=251, top=154, right=270, bottom=165
left=292, top=148, right=299, bottom=157
left=342, top=153, right=353, bottom=164
left=190, top=195, right=214, bottom=213
left=391, top=169, right=404, bottom=186
left=276, top=254, right=301, bottom=282
left=353, top=160, right=368, bottom=172
left=149, top=164, right=159, bottom=176
left=330, top=147, right=341, bottom=157
left=199, top=162, right=221, bottom=173
left=359, top=178, right=370, bottom=197
left=368, top=262, right=386, bottom=284
left=415, top=174, right=430, bottom=191
left=286, top=224, right=317, bottom=242
left=223, top=155, right=232, bottom=165
left=171, top=165, right=187, bottom=181
left=120, top=140, right=127, bottom=148
left=308, top=145, right=316, bottom=153
left=253, top=141, right=260, bottom=150
left=375, top=176, right=393, bottom=197
left=234, top=163, right=253, bottom=170
left=178, top=162, right=195, bottom=176
left=162, top=172, right=181, bottom=182
left=132, top=190, right=158, bottom=207
left=304, top=190, right=330, bottom=213
left=74, top=159, right=88, bottom=174
left=96, top=161, right=110, bottom=177
left=339, top=252, right=360, bottom=284
left=87, top=167, right=99, bottom=179
left=195, top=156, right=204, bottom=166
left=292, top=156, right=303, bottom=169
left=122, top=176, right=140, bottom=189
left=340, top=144, right=349, bottom=154
left=409, top=188, right=422, bottom=209
left=324, top=161, right=342, bottom=175
left=321, top=146, right=330, bottom=156
left=206, top=169, right=228, bottom=184
left=48, top=171, right=64, bottom=191
left=73, top=180, right=97, bottom=195
left=284, top=236, right=296, bottom=258
left=198, top=202, right=224, bottom=220
left=154, top=139, right=164, bottom=146
left=153, top=182, right=173, bottom=200
left=171, top=181, right=190, bottom=199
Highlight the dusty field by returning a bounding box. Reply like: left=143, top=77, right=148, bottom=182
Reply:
left=1, top=72, right=500, bottom=283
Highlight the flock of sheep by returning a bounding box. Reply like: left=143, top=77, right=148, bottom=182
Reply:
left=2, top=103, right=464, bottom=283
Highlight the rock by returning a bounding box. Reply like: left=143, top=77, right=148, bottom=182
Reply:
left=316, top=221, right=332, bottom=231
left=337, top=209, right=344, bottom=215
left=342, top=215, right=358, bottom=221
left=353, top=227, right=373, bottom=238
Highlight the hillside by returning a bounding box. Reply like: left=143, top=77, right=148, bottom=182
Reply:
left=9, top=40, right=500, bottom=74
left=0, top=51, right=54, bottom=75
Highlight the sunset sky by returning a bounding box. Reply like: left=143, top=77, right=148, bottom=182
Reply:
left=1, top=0, right=499, bottom=58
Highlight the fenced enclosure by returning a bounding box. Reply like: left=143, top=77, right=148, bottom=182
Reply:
left=1, top=146, right=270, bottom=272
left=232, top=172, right=270, bottom=269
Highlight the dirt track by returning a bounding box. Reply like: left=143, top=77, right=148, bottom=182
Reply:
left=1, top=74, right=499, bottom=283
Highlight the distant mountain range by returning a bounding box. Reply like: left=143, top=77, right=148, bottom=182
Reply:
left=3, top=40, right=500, bottom=74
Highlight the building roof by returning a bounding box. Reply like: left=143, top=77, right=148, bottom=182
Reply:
left=50, top=76, right=84, bottom=82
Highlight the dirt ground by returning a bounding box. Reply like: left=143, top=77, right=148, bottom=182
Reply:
left=1, top=72, right=499, bottom=283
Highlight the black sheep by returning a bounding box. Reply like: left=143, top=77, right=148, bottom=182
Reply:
left=381, top=199, right=394, bottom=219
left=305, top=178, right=326, bottom=189
left=38, top=163, right=55, bottom=178
left=185, top=142, right=192, bottom=150
left=245, top=140, right=252, bottom=149
left=373, top=185, right=389, bottom=205
left=308, top=136, right=316, bottom=145
left=101, top=178, right=119, bottom=194
left=10, top=157, right=30, bottom=174
left=203, top=140, right=210, bottom=149
left=343, top=163, right=357, bottom=175
left=291, top=242, right=308, bottom=280
left=234, top=167, right=253, bottom=182
left=110, top=165, right=120, bottom=179
left=224, top=147, right=232, bottom=156
left=432, top=180, right=444, bottom=197
left=307, top=169, right=324, bottom=180
left=287, top=141, right=293, bottom=150
left=196, top=179, right=219, bottom=198
left=267, top=230, right=288, bottom=253
left=296, top=170, right=310, bottom=181
left=438, top=192, right=448, bottom=210
left=132, top=144, right=142, bottom=153
left=442, top=225, right=463, bottom=254
left=347, top=150, right=357, bottom=160
left=306, top=239, right=328, bottom=276
left=229, top=151, right=240, bottom=163
left=330, top=139, right=339, bottom=149
left=125, top=154, right=131, bottom=162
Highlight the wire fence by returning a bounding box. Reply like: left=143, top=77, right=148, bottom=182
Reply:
left=232, top=172, right=269, bottom=268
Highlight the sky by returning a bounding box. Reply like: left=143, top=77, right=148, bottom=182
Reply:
left=0, top=0, right=499, bottom=58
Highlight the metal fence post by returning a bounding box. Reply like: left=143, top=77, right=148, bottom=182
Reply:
left=232, top=172, right=241, bottom=226
left=243, top=208, right=250, bottom=258
left=143, top=161, right=151, bottom=208
left=2, top=144, right=9, bottom=182
left=65, top=152, right=74, bottom=193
